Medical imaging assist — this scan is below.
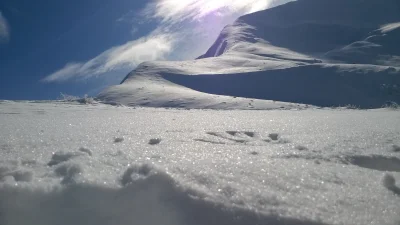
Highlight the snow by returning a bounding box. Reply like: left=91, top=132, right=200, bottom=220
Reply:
left=1, top=101, right=400, bottom=225
left=2, top=1, right=400, bottom=224
left=98, top=0, right=400, bottom=109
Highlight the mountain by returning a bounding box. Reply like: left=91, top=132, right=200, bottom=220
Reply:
left=98, top=0, right=400, bottom=109
left=325, top=22, right=400, bottom=66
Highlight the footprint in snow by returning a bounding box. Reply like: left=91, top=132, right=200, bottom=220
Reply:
left=149, top=138, right=162, bottom=145
left=346, top=155, right=400, bottom=173
left=391, top=145, right=400, bottom=152
left=382, top=173, right=400, bottom=196
left=114, top=137, right=124, bottom=143
left=48, top=149, right=92, bottom=166
left=47, top=149, right=92, bottom=185
left=194, top=131, right=291, bottom=146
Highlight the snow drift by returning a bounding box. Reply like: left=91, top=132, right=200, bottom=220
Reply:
left=1, top=101, right=400, bottom=225
left=98, top=0, right=400, bottom=109
left=0, top=163, right=326, bottom=225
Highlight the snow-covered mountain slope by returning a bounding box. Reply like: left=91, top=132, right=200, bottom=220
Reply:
left=98, top=0, right=400, bottom=109
left=1, top=101, right=400, bottom=225
left=326, top=22, right=400, bottom=66
left=200, top=0, right=400, bottom=58
left=98, top=59, right=311, bottom=110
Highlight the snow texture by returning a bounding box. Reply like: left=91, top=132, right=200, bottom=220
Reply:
left=0, top=101, right=400, bottom=225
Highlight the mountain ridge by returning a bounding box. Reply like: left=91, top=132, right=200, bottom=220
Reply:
left=98, top=0, right=400, bottom=109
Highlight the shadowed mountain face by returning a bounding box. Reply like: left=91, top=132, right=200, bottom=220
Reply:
left=325, top=22, right=400, bottom=66
left=99, top=0, right=400, bottom=109
left=163, top=65, right=400, bottom=108
left=199, top=0, right=400, bottom=58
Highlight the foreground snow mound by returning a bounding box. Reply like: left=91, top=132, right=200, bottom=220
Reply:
left=1, top=102, right=400, bottom=225
left=0, top=163, right=326, bottom=225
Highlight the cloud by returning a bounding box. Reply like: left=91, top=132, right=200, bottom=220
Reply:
left=43, top=33, right=175, bottom=82
left=141, top=0, right=272, bottom=24
left=44, top=0, right=290, bottom=83
left=42, top=63, right=83, bottom=82
left=137, top=0, right=283, bottom=60
left=0, top=11, right=10, bottom=43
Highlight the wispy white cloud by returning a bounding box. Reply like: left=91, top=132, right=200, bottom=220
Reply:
left=137, top=0, right=280, bottom=60
left=43, top=63, right=83, bottom=82
left=0, top=11, right=10, bottom=43
left=43, top=33, right=175, bottom=82
left=44, top=0, right=289, bottom=83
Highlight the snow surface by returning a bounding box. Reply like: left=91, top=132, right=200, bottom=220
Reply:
left=2, top=1, right=400, bottom=224
left=1, top=100, right=400, bottom=225
left=98, top=0, right=400, bottom=109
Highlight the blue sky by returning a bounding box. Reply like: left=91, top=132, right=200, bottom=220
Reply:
left=0, top=0, right=286, bottom=100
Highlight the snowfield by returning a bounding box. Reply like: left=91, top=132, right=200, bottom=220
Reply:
left=2, top=0, right=400, bottom=224
left=1, top=101, right=400, bottom=225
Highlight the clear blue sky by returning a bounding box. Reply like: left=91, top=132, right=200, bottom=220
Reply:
left=0, top=0, right=286, bottom=100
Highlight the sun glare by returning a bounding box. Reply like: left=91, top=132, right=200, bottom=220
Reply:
left=153, top=0, right=272, bottom=21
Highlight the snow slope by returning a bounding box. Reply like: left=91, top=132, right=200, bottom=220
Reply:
left=98, top=0, right=400, bottom=109
left=1, top=101, right=400, bottom=225
left=326, top=22, right=400, bottom=66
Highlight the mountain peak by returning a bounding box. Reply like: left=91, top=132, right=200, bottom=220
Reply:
left=98, top=0, right=400, bottom=109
